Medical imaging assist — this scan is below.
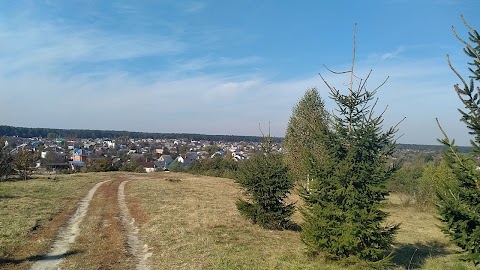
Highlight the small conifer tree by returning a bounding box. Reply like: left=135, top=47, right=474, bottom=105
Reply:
left=235, top=128, right=294, bottom=230
left=299, top=25, right=400, bottom=261
left=437, top=16, right=480, bottom=265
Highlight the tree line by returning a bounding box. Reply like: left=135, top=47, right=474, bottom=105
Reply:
left=0, top=125, right=281, bottom=143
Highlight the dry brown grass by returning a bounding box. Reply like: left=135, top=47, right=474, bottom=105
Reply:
left=2, top=172, right=477, bottom=269
left=128, top=173, right=358, bottom=270
left=386, top=193, right=475, bottom=270
left=0, top=173, right=107, bottom=270
left=128, top=173, right=478, bottom=270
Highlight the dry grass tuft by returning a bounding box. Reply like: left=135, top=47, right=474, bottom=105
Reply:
left=165, top=178, right=181, bottom=183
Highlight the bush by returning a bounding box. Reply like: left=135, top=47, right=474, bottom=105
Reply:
left=417, top=160, right=456, bottom=208
left=186, top=157, right=238, bottom=178
left=88, top=158, right=116, bottom=172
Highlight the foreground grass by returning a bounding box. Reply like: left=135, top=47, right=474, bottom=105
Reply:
left=128, top=173, right=476, bottom=270
left=0, top=173, right=107, bottom=263
left=128, top=173, right=332, bottom=270
left=386, top=194, right=475, bottom=270
left=1, top=172, right=476, bottom=269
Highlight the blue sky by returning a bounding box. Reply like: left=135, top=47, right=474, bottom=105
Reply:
left=0, top=0, right=479, bottom=145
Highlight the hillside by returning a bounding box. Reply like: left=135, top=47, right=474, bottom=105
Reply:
left=0, top=172, right=475, bottom=270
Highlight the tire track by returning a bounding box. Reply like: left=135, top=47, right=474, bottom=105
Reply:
left=29, top=180, right=110, bottom=270
left=118, top=180, right=151, bottom=270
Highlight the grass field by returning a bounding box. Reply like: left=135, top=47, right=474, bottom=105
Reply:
left=127, top=172, right=476, bottom=270
left=0, top=172, right=476, bottom=269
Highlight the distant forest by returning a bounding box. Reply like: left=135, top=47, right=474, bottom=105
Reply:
left=396, top=143, right=473, bottom=153
left=0, top=125, right=281, bottom=143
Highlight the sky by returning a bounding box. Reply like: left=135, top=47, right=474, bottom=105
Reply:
left=0, top=1, right=479, bottom=145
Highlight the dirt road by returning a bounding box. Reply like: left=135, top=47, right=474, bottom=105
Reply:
left=27, top=177, right=151, bottom=270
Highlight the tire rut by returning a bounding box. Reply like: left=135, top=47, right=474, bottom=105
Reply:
left=118, top=180, right=151, bottom=270
left=29, top=180, right=110, bottom=270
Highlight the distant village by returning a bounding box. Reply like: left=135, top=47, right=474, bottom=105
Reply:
left=2, top=136, right=284, bottom=173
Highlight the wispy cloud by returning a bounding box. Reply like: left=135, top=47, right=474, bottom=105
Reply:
left=380, top=47, right=405, bottom=60
left=172, top=56, right=262, bottom=74
left=182, top=2, right=207, bottom=13
left=366, top=46, right=406, bottom=62
left=0, top=17, right=185, bottom=76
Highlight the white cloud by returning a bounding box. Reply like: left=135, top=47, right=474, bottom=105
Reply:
left=0, top=18, right=185, bottom=76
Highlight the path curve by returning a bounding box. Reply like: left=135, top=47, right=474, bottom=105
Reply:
left=29, top=180, right=110, bottom=270
left=118, top=180, right=151, bottom=270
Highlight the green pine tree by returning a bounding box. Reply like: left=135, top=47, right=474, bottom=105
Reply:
left=235, top=133, right=294, bottom=230
left=298, top=26, right=400, bottom=262
left=437, top=16, right=480, bottom=265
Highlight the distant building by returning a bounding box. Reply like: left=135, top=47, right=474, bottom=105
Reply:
left=140, top=162, right=157, bottom=173
left=155, top=155, right=173, bottom=169
left=73, top=148, right=89, bottom=162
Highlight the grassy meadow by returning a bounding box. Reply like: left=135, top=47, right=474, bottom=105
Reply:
left=0, top=172, right=476, bottom=269
left=127, top=172, right=475, bottom=270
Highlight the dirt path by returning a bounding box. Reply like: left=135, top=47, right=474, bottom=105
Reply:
left=118, top=180, right=151, bottom=270
left=29, top=180, right=109, bottom=270
left=25, top=177, right=152, bottom=270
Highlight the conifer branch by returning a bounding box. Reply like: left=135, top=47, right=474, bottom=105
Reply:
left=372, top=76, right=390, bottom=94
left=322, top=64, right=350, bottom=75
left=318, top=73, right=335, bottom=93
left=393, top=117, right=406, bottom=131
left=452, top=24, right=480, bottom=61
left=447, top=54, right=480, bottom=122
left=461, top=15, right=476, bottom=36
left=436, top=118, right=480, bottom=193
left=447, top=54, right=469, bottom=89
left=461, top=15, right=480, bottom=61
